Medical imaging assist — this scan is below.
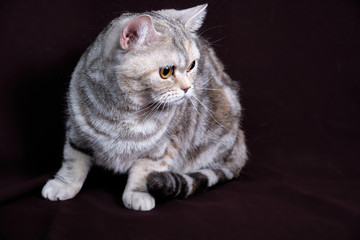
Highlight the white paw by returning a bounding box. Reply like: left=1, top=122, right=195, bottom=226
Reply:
left=122, top=191, right=155, bottom=211
left=42, top=178, right=80, bottom=201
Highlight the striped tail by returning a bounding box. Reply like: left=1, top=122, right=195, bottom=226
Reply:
left=146, top=168, right=236, bottom=200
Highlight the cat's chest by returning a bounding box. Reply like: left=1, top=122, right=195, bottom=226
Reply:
left=94, top=120, right=169, bottom=172
left=102, top=115, right=170, bottom=153
left=121, top=118, right=160, bottom=138
left=89, top=108, right=178, bottom=171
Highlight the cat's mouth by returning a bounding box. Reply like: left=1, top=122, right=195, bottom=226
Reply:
left=166, top=96, right=185, bottom=105
left=175, top=96, right=186, bottom=103
left=156, top=90, right=191, bottom=106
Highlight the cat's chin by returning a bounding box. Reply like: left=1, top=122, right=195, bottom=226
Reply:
left=157, top=97, right=186, bottom=108
left=169, top=96, right=186, bottom=105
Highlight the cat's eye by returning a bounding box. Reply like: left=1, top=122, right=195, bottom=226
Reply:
left=187, top=60, right=196, bottom=72
left=159, top=66, right=174, bottom=79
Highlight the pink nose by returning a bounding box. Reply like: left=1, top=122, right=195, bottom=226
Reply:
left=182, top=87, right=191, bottom=93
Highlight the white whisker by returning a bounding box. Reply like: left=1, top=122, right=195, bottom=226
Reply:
left=205, top=36, right=228, bottom=47
left=130, top=101, right=158, bottom=118
left=202, top=73, right=216, bottom=86
left=189, top=98, right=211, bottom=131
left=194, top=87, right=221, bottom=91
left=198, top=25, right=224, bottom=38
left=140, top=102, right=161, bottom=124
left=192, top=95, right=228, bottom=130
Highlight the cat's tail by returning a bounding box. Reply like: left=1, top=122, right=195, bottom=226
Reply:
left=146, top=168, right=239, bottom=200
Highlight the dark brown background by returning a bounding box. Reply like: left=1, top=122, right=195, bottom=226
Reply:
left=1, top=0, right=359, bottom=239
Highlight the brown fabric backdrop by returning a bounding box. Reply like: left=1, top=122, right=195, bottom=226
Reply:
left=1, top=0, right=359, bottom=239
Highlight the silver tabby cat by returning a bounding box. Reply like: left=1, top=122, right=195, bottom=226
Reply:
left=42, top=4, right=247, bottom=211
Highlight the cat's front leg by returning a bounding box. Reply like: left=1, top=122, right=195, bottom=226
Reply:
left=123, top=158, right=170, bottom=211
left=42, top=141, right=92, bottom=201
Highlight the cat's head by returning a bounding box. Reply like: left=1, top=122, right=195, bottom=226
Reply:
left=115, top=4, right=207, bottom=107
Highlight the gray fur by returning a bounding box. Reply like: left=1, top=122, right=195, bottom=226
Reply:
left=42, top=4, right=248, bottom=211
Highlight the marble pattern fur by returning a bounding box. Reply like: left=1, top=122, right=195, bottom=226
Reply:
left=42, top=4, right=248, bottom=211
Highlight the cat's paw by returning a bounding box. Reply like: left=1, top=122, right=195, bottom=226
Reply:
left=122, top=191, right=155, bottom=211
left=42, top=179, right=80, bottom=201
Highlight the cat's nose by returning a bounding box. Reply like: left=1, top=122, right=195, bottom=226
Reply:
left=182, top=86, right=191, bottom=93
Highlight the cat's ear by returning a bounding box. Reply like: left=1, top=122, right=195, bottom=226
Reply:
left=178, top=4, right=208, bottom=32
left=120, top=15, right=158, bottom=50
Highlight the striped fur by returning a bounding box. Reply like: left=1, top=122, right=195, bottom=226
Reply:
left=42, top=4, right=248, bottom=211
left=147, top=168, right=231, bottom=199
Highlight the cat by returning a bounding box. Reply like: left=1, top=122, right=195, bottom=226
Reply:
left=42, top=4, right=248, bottom=211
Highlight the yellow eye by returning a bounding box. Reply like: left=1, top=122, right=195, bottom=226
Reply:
left=187, top=60, right=196, bottom=72
left=159, top=66, right=174, bottom=79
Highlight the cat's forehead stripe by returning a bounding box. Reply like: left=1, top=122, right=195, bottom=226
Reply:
left=174, top=35, right=193, bottom=67
left=150, top=13, right=194, bottom=66
left=183, top=41, right=193, bottom=65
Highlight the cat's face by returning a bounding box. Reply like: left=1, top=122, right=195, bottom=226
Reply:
left=119, top=37, right=200, bottom=106
left=116, top=5, right=206, bottom=107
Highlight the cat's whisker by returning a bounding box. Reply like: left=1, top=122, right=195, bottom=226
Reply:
left=192, top=95, right=228, bottom=130
left=189, top=98, right=211, bottom=131
left=130, top=101, right=158, bottom=117
left=160, top=101, right=167, bottom=111
left=140, top=107, right=155, bottom=124
left=152, top=101, right=166, bottom=118
left=205, top=36, right=228, bottom=47
left=137, top=98, right=160, bottom=123
left=140, top=101, right=162, bottom=124
left=135, top=102, right=156, bottom=114
left=202, top=73, right=216, bottom=86
left=141, top=97, right=169, bottom=124
left=192, top=95, right=215, bottom=115
left=138, top=107, right=156, bottom=119
left=194, top=87, right=221, bottom=91
left=197, top=25, right=224, bottom=38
